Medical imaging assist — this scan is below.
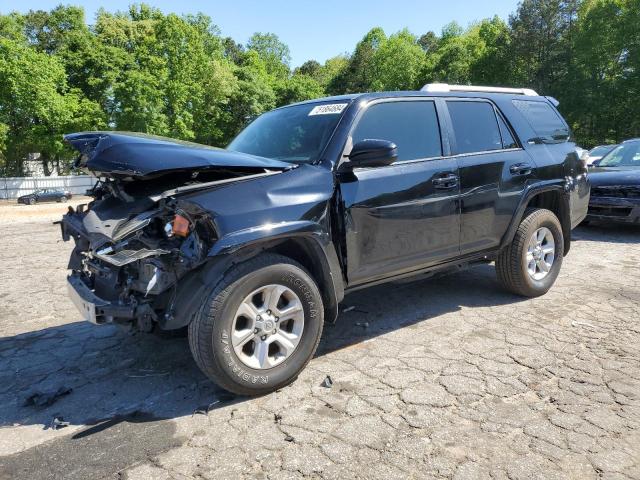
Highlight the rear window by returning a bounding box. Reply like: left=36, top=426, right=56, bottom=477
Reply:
left=512, top=99, right=569, bottom=142
left=447, top=101, right=503, bottom=154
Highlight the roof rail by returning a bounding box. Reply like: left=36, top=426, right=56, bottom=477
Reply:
left=420, top=83, right=539, bottom=96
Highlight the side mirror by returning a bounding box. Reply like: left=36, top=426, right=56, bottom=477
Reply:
left=342, top=139, right=398, bottom=170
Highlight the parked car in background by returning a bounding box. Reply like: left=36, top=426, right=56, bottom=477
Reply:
left=586, top=139, right=640, bottom=224
left=18, top=188, right=72, bottom=205
left=587, top=144, right=618, bottom=166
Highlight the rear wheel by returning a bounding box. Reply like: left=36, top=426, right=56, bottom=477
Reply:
left=28, top=198, right=36, bottom=205
left=59, top=196, right=68, bottom=203
left=496, top=208, right=564, bottom=297
left=188, top=253, right=324, bottom=396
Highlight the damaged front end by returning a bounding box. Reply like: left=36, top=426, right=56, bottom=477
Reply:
left=60, top=132, right=291, bottom=331
left=61, top=196, right=214, bottom=331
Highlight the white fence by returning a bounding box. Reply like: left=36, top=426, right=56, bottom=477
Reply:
left=0, top=175, right=96, bottom=199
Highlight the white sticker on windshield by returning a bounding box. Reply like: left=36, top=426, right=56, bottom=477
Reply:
left=308, top=103, right=348, bottom=116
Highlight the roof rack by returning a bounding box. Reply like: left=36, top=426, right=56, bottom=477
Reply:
left=420, top=83, right=539, bottom=96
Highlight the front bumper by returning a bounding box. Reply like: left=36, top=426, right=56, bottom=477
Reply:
left=586, top=196, right=640, bottom=224
left=67, top=274, right=136, bottom=324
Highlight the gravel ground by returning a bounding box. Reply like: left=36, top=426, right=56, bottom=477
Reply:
left=0, top=200, right=639, bottom=480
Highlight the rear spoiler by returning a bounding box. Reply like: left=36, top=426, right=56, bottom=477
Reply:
left=545, top=96, right=560, bottom=107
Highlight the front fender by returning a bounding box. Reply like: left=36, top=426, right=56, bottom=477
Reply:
left=208, top=220, right=328, bottom=257
left=161, top=220, right=345, bottom=330
left=210, top=221, right=344, bottom=323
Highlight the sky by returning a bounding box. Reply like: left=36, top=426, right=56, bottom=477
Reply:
left=4, top=0, right=521, bottom=66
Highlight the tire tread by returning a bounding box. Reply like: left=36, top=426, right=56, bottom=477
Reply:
left=496, top=208, right=563, bottom=297
left=188, top=253, right=323, bottom=396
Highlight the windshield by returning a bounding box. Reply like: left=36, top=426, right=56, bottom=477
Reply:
left=228, top=102, right=348, bottom=163
left=590, top=145, right=615, bottom=157
left=599, top=142, right=640, bottom=167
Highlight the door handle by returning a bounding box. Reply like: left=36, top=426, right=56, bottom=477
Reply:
left=510, top=163, right=533, bottom=176
left=433, top=173, right=459, bottom=190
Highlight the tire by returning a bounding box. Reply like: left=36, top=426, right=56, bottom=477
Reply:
left=60, top=196, right=68, bottom=203
left=496, top=208, right=564, bottom=297
left=28, top=198, right=36, bottom=206
left=188, top=253, right=324, bottom=396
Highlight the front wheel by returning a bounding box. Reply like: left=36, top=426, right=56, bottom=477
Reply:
left=496, top=208, right=564, bottom=297
left=188, top=253, right=324, bottom=396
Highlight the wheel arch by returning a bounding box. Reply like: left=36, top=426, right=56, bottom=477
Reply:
left=501, top=183, right=572, bottom=256
left=161, top=223, right=345, bottom=330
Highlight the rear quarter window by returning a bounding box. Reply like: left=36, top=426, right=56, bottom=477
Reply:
left=512, top=99, right=570, bottom=142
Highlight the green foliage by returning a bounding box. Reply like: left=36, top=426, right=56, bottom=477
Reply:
left=247, top=32, right=290, bottom=78
left=276, top=73, right=325, bottom=105
left=564, top=0, right=639, bottom=145
left=370, top=29, right=425, bottom=91
left=0, top=0, right=639, bottom=174
left=329, top=27, right=387, bottom=93
left=0, top=38, right=103, bottom=175
left=471, top=17, right=513, bottom=85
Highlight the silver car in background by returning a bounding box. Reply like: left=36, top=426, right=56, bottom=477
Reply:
left=587, top=144, right=618, bottom=166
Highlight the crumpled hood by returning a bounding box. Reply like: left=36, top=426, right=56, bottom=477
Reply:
left=64, top=131, right=291, bottom=177
left=588, top=167, right=640, bottom=187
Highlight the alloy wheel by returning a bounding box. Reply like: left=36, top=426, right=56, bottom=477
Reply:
left=525, top=227, right=555, bottom=281
left=231, top=284, right=304, bottom=370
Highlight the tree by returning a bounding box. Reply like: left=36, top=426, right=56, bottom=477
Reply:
left=329, top=27, right=387, bottom=93
left=246, top=32, right=290, bottom=78
left=223, top=50, right=277, bottom=141
left=370, top=29, right=425, bottom=90
left=2, top=0, right=639, bottom=163
left=222, top=36, right=245, bottom=64
left=426, top=22, right=484, bottom=85
left=0, top=12, right=25, bottom=42
left=296, top=60, right=322, bottom=77
left=95, top=7, right=170, bottom=135
left=418, top=31, right=439, bottom=52
left=470, top=17, right=513, bottom=85
left=276, top=73, right=324, bottom=105
left=22, top=5, right=86, bottom=54
left=0, top=38, right=103, bottom=175
left=193, top=59, right=239, bottom=146
left=508, top=0, right=579, bottom=93
left=563, top=0, right=639, bottom=145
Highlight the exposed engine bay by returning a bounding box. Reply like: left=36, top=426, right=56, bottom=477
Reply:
left=62, top=179, right=219, bottom=331
left=59, top=132, right=291, bottom=332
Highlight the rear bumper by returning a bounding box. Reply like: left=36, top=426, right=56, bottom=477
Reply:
left=67, top=274, right=136, bottom=324
left=586, top=197, right=640, bottom=224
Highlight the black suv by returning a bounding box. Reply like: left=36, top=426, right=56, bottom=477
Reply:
left=60, top=84, right=590, bottom=395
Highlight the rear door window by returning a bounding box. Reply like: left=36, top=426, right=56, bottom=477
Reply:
left=447, top=101, right=503, bottom=154
left=512, top=99, right=569, bottom=142
left=350, top=101, right=442, bottom=162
